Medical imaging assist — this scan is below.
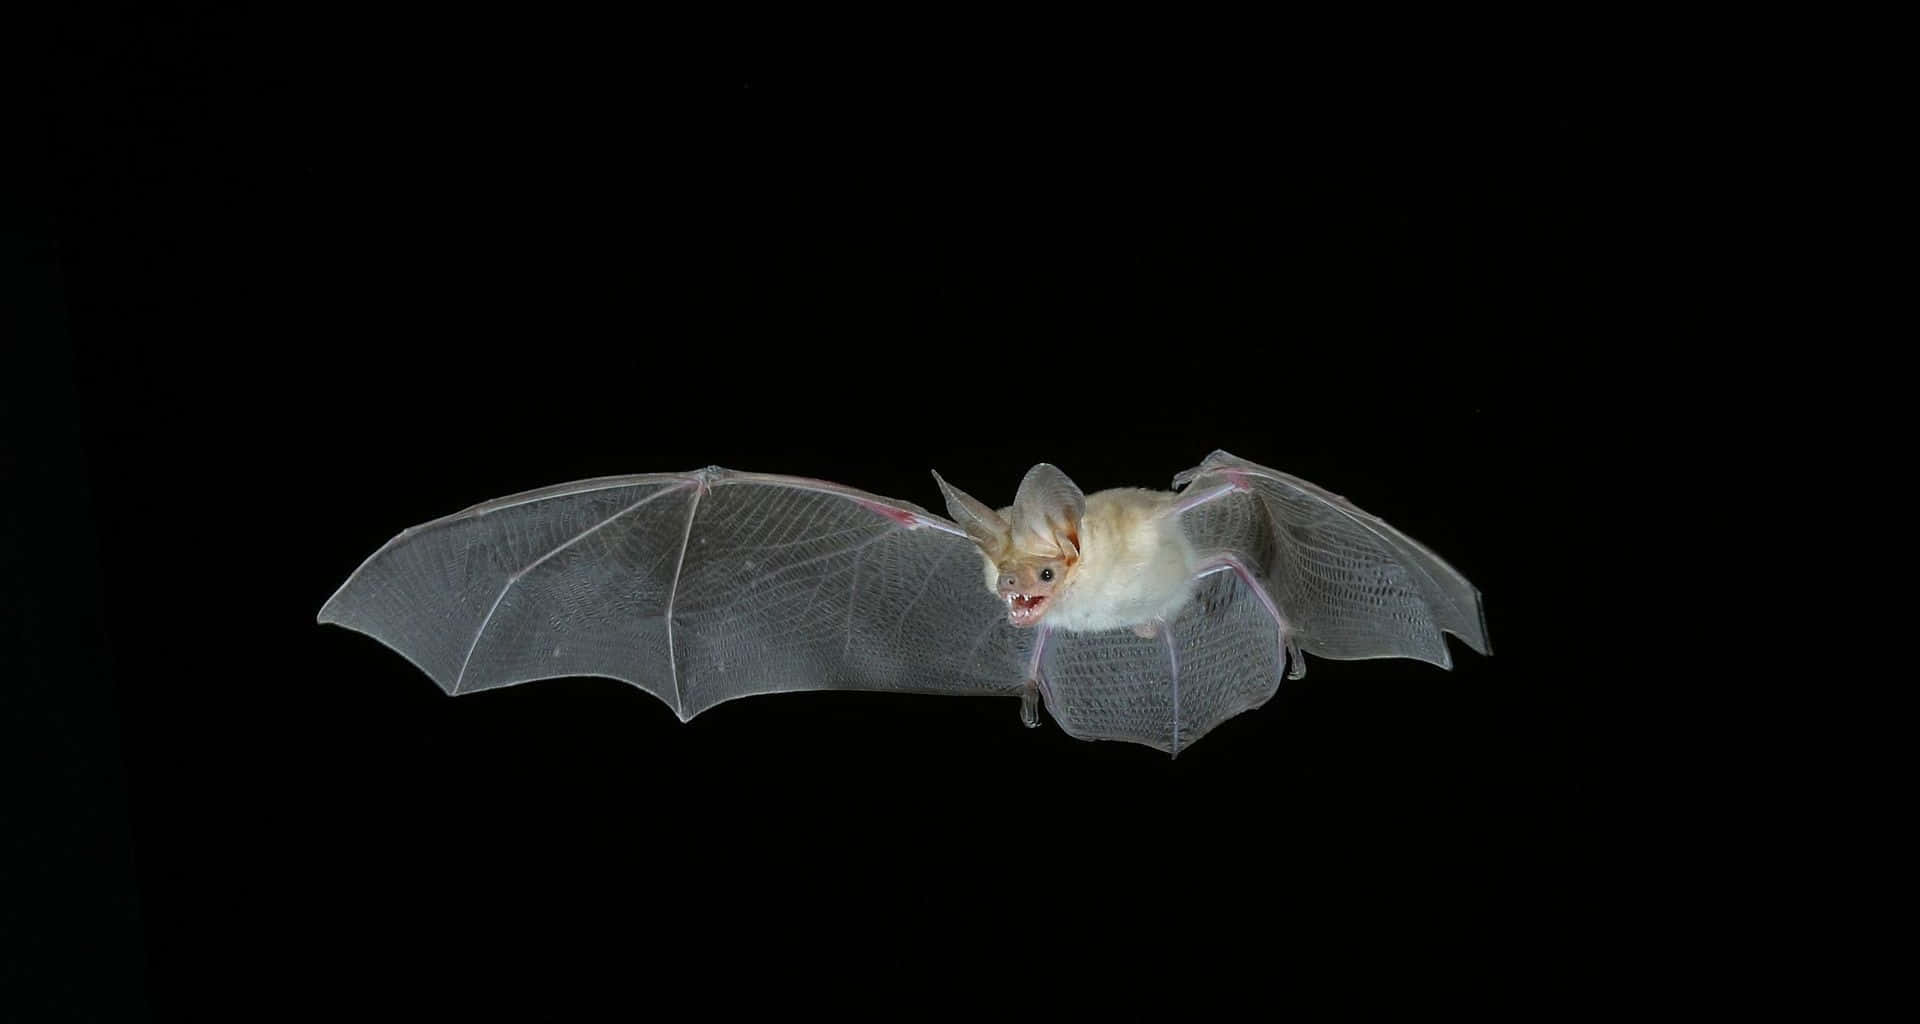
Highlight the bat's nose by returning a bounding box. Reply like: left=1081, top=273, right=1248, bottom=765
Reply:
left=1000, top=573, right=1018, bottom=591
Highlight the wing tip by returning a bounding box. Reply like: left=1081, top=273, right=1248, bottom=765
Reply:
left=316, top=587, right=352, bottom=626
left=1464, top=586, right=1493, bottom=657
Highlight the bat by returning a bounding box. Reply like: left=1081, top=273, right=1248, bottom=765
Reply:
left=318, top=450, right=1490, bottom=755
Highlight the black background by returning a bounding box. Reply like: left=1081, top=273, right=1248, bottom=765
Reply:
left=15, top=10, right=1603, bottom=1019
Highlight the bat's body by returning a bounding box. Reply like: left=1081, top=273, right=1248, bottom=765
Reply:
left=320, top=451, right=1490, bottom=755
left=980, top=488, right=1195, bottom=635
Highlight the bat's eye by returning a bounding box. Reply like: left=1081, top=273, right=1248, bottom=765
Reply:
left=1040, top=568, right=1054, bottom=582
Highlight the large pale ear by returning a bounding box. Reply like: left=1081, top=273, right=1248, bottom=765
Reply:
left=1012, top=463, right=1085, bottom=554
left=931, top=470, right=1010, bottom=550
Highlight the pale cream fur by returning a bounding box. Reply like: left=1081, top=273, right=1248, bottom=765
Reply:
left=981, top=487, right=1198, bottom=634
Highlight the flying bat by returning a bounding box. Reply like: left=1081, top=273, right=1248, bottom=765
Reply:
left=318, top=450, right=1490, bottom=755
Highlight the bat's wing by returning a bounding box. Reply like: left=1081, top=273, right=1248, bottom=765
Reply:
left=1173, top=449, right=1491, bottom=667
left=1032, top=450, right=1490, bottom=755
left=319, top=468, right=1029, bottom=719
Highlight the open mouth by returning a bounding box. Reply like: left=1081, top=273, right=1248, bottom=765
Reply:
left=1006, top=592, right=1050, bottom=627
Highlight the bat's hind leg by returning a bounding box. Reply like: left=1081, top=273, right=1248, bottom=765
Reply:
left=1020, top=681, right=1042, bottom=728
left=1194, top=554, right=1306, bottom=682
left=1020, top=626, right=1054, bottom=728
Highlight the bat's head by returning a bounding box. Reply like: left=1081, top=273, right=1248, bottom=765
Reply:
left=933, top=464, right=1085, bottom=628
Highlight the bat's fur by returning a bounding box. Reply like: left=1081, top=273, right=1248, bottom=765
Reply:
left=940, top=466, right=1197, bottom=634
left=1013, top=487, right=1196, bottom=633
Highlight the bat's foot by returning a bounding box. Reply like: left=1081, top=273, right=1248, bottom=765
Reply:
left=1284, top=633, right=1305, bottom=680
left=1131, top=622, right=1158, bottom=640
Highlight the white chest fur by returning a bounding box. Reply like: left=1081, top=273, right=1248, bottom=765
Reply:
left=1044, top=489, right=1197, bottom=634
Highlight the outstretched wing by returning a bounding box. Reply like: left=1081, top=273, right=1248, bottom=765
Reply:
left=318, top=468, right=1029, bottom=720
left=1173, top=449, right=1491, bottom=668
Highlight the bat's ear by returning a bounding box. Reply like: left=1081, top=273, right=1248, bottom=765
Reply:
left=1012, top=463, right=1085, bottom=556
left=932, top=470, right=1011, bottom=551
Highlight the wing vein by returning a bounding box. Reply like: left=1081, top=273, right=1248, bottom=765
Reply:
left=451, top=481, right=691, bottom=694
left=725, top=472, right=969, bottom=538
left=1164, top=624, right=1181, bottom=757
left=890, top=543, right=960, bottom=642
left=664, top=482, right=704, bottom=720
left=842, top=542, right=867, bottom=658
left=1237, top=467, right=1478, bottom=634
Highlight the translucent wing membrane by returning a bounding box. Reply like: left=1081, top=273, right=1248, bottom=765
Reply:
left=1040, top=570, right=1284, bottom=755
left=319, top=470, right=1028, bottom=721
left=1173, top=450, right=1491, bottom=668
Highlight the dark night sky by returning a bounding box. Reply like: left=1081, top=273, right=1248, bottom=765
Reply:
left=14, top=12, right=1606, bottom=1019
